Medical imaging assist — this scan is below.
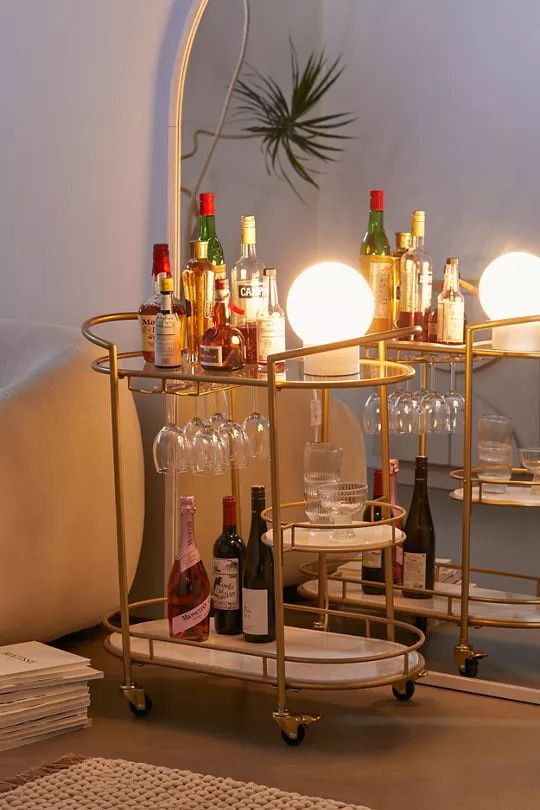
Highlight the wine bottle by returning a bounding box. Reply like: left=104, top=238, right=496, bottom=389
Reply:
left=154, top=275, right=182, bottom=368
left=390, top=459, right=404, bottom=585
left=391, top=232, right=411, bottom=328
left=199, top=192, right=226, bottom=280
left=437, top=257, right=465, bottom=344
left=168, top=496, right=211, bottom=641
left=360, top=189, right=393, bottom=333
left=182, top=239, right=215, bottom=363
left=200, top=278, right=245, bottom=371
left=138, top=244, right=187, bottom=363
left=256, top=268, right=285, bottom=371
left=361, top=468, right=385, bottom=594
left=231, top=215, right=265, bottom=364
left=402, top=456, right=435, bottom=599
left=242, top=485, right=275, bottom=643
left=212, top=496, right=246, bottom=635
left=398, top=211, right=433, bottom=341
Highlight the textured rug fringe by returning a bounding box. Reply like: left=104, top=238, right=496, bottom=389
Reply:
left=0, top=753, right=87, bottom=794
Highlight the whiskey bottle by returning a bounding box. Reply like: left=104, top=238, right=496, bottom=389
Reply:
left=199, top=192, right=226, bottom=280
left=360, top=189, right=393, bottom=333
left=182, top=240, right=215, bottom=363
left=200, top=278, right=245, bottom=371
left=154, top=275, right=182, bottom=368
left=231, top=215, right=265, bottom=363
left=138, top=243, right=186, bottom=363
left=256, top=268, right=286, bottom=370
left=437, top=258, right=465, bottom=344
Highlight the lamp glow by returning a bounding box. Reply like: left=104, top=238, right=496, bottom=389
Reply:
left=479, top=252, right=540, bottom=351
left=287, top=262, right=374, bottom=376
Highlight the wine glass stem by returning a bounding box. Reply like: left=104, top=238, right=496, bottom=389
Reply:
left=429, top=362, right=435, bottom=393
left=449, top=362, right=456, bottom=394
left=252, top=386, right=257, bottom=414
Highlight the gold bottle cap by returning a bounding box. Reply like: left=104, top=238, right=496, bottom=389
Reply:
left=395, top=231, right=411, bottom=250
left=159, top=275, right=174, bottom=293
left=263, top=267, right=277, bottom=277
left=190, top=239, right=209, bottom=259
left=410, top=210, right=425, bottom=238
left=446, top=257, right=459, bottom=266
left=241, top=214, right=256, bottom=245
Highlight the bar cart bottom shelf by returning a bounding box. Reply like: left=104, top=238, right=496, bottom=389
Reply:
left=105, top=619, right=423, bottom=690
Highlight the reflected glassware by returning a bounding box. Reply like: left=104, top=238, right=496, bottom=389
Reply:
left=391, top=382, right=422, bottom=435
left=477, top=414, right=513, bottom=494
left=519, top=447, right=540, bottom=493
left=362, top=392, right=381, bottom=435
left=444, top=363, right=465, bottom=434
left=418, top=364, right=451, bottom=434
left=219, top=421, right=249, bottom=469
left=242, top=388, right=270, bottom=460
left=317, top=481, right=368, bottom=539
left=153, top=423, right=190, bottom=474
left=303, top=441, right=342, bottom=523
left=190, top=397, right=227, bottom=475
left=183, top=397, right=207, bottom=444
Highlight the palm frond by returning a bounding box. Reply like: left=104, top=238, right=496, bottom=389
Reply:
left=232, top=41, right=356, bottom=195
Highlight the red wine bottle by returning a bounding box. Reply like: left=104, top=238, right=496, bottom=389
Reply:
left=242, top=486, right=275, bottom=643
left=212, top=496, right=245, bottom=635
left=390, top=459, right=404, bottom=585
left=402, top=456, right=435, bottom=598
left=167, top=496, right=210, bottom=641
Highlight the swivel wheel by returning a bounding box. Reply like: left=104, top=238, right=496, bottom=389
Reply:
left=392, top=680, right=416, bottom=702
left=128, top=693, right=153, bottom=717
left=459, top=658, right=479, bottom=678
left=281, top=724, right=306, bottom=746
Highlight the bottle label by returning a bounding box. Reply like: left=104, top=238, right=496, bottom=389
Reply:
left=400, top=260, right=416, bottom=313
left=366, top=257, right=393, bottom=319
left=177, top=514, right=201, bottom=573
left=204, top=300, right=214, bottom=320
left=362, top=550, right=382, bottom=568
left=257, top=318, right=285, bottom=363
left=138, top=314, right=156, bottom=353
left=212, top=558, right=239, bottom=610
left=199, top=344, right=224, bottom=367
left=437, top=299, right=464, bottom=343
left=171, top=595, right=211, bottom=635
left=403, top=552, right=427, bottom=591
left=154, top=314, right=181, bottom=367
left=242, top=587, right=268, bottom=635
left=237, top=280, right=264, bottom=321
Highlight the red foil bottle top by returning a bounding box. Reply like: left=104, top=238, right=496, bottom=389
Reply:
left=373, top=468, right=383, bottom=498
left=222, top=496, right=236, bottom=527
left=370, top=189, right=384, bottom=211
left=200, top=192, right=215, bottom=216
left=152, top=243, right=171, bottom=277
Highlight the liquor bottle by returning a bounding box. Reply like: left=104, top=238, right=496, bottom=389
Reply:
left=360, top=189, right=393, bottom=333
left=242, top=485, right=275, bottom=643
left=391, top=232, right=411, bottom=327
left=154, top=275, right=182, bottom=368
left=231, top=215, right=265, bottom=363
left=361, top=469, right=385, bottom=595
left=168, top=496, right=211, bottom=641
left=138, top=244, right=187, bottom=363
left=200, top=278, right=245, bottom=371
left=182, top=240, right=215, bottom=363
left=199, top=192, right=226, bottom=280
left=212, top=496, right=246, bottom=635
left=398, top=211, right=433, bottom=341
left=437, top=257, right=465, bottom=345
left=256, top=268, right=286, bottom=370
left=402, top=456, right=435, bottom=599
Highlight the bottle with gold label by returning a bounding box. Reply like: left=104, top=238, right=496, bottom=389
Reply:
left=360, top=189, right=393, bottom=333
left=182, top=240, right=214, bottom=363
left=398, top=210, right=432, bottom=341
left=391, top=232, right=411, bottom=327
left=199, top=192, right=226, bottom=280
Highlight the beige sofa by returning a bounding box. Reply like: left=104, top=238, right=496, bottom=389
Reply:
left=0, top=320, right=144, bottom=643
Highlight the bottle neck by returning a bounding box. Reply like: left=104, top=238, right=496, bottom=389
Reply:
left=160, top=291, right=172, bottom=314
left=413, top=458, right=428, bottom=494
left=250, top=496, right=266, bottom=525
left=213, top=298, right=231, bottom=326
left=372, top=469, right=383, bottom=499
left=265, top=276, right=279, bottom=308
left=411, top=234, right=424, bottom=250
left=367, top=209, right=385, bottom=233
left=176, top=505, right=196, bottom=558
left=222, top=499, right=237, bottom=531
left=241, top=242, right=257, bottom=259
left=443, top=265, right=459, bottom=293
left=200, top=215, right=217, bottom=240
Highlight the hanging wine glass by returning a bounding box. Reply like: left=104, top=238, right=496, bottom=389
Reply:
left=362, top=392, right=381, bottom=435
left=218, top=390, right=249, bottom=469
left=190, top=396, right=227, bottom=475
left=420, top=363, right=451, bottom=434
left=153, top=423, right=190, bottom=474
left=444, top=362, right=465, bottom=433
left=391, top=378, right=422, bottom=435
left=242, top=387, right=270, bottom=461
left=183, top=396, right=207, bottom=444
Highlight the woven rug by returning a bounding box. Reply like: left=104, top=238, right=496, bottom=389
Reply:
left=0, top=756, right=374, bottom=809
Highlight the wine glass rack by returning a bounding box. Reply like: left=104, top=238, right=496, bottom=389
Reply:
left=82, top=313, right=426, bottom=744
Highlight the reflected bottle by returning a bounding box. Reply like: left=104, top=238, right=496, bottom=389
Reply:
left=231, top=215, right=265, bottom=363
left=242, top=486, right=275, bottom=643
left=182, top=240, right=215, bottom=363
left=402, top=456, right=435, bottom=599
left=168, top=496, right=211, bottom=641
left=212, top=496, right=246, bottom=635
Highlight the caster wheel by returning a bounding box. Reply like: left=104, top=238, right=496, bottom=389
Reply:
left=281, top=724, right=306, bottom=746
left=392, top=680, right=415, bottom=702
left=129, top=693, right=152, bottom=717
left=459, top=658, right=479, bottom=678
left=415, top=616, right=428, bottom=635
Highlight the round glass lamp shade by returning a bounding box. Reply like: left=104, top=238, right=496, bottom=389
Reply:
left=287, top=262, right=374, bottom=376
left=479, top=252, right=540, bottom=351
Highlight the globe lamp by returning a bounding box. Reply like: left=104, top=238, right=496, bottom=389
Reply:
left=286, top=262, right=374, bottom=376
left=479, top=252, right=540, bottom=351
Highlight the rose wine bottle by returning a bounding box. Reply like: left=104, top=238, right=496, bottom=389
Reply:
left=398, top=211, right=433, bottom=341
left=242, top=485, right=275, bottom=643
left=212, top=496, right=246, bottom=635
left=199, top=192, right=226, bottom=280
left=360, top=189, right=393, bottom=333
left=256, top=268, right=285, bottom=371
left=138, top=244, right=186, bottom=363
left=182, top=240, right=215, bottom=364
left=402, top=456, right=435, bottom=599
left=231, top=215, right=265, bottom=364
left=200, top=278, right=245, bottom=371
left=168, top=496, right=211, bottom=641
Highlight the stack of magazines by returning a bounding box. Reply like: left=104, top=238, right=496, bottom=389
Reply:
left=0, top=641, right=103, bottom=751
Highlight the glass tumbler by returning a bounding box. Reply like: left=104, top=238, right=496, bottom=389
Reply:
left=477, top=415, right=513, bottom=494
left=303, top=442, right=342, bottom=523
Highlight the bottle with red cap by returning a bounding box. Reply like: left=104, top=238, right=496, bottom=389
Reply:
left=212, top=495, right=246, bottom=635
left=199, top=192, right=226, bottom=280
left=138, top=243, right=187, bottom=363
left=360, top=189, right=394, bottom=333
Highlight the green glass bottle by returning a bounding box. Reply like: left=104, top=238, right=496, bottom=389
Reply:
left=360, top=189, right=393, bottom=333
left=199, top=192, right=226, bottom=280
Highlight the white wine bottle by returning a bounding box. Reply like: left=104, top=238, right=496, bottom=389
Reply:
left=242, top=486, right=275, bottom=643
left=402, top=456, right=435, bottom=598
